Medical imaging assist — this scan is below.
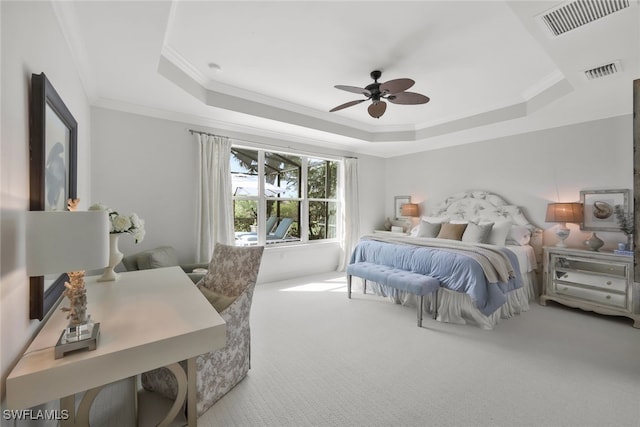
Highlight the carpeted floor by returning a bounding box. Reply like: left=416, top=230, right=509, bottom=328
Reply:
left=192, top=272, right=640, bottom=427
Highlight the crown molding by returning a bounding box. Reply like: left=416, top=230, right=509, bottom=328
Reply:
left=91, top=97, right=362, bottom=155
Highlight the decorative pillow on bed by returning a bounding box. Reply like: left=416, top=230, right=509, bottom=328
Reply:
left=506, top=225, right=531, bottom=246
left=437, top=223, right=467, bottom=240
left=449, top=219, right=469, bottom=224
left=486, top=220, right=512, bottom=246
left=417, top=220, right=442, bottom=238
left=420, top=216, right=449, bottom=224
left=461, top=221, right=493, bottom=244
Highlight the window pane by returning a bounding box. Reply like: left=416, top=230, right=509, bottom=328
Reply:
left=267, top=201, right=299, bottom=243
left=233, top=200, right=257, bottom=233
left=230, top=146, right=340, bottom=246
left=265, top=152, right=300, bottom=198
left=309, top=201, right=337, bottom=240
left=231, top=148, right=258, bottom=174
left=308, top=159, right=338, bottom=199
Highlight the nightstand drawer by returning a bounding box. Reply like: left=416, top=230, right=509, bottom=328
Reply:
left=556, top=258, right=626, bottom=277
left=554, top=283, right=626, bottom=308
left=554, top=270, right=627, bottom=293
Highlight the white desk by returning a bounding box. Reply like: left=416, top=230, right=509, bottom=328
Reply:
left=6, top=267, right=226, bottom=426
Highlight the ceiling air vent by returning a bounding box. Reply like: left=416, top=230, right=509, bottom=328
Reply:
left=539, top=0, right=630, bottom=36
left=584, top=61, right=622, bottom=80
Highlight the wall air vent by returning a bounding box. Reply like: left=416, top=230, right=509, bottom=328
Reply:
left=584, top=61, right=622, bottom=80
left=539, top=0, right=630, bottom=36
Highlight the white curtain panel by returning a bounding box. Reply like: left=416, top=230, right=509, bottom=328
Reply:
left=337, top=157, right=360, bottom=271
left=196, top=134, right=235, bottom=263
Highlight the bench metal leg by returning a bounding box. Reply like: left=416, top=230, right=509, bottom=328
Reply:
left=433, top=289, right=438, bottom=320
left=346, top=275, right=367, bottom=298
left=417, top=295, right=424, bottom=327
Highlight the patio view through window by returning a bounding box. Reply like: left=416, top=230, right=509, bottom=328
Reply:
left=231, top=147, right=340, bottom=246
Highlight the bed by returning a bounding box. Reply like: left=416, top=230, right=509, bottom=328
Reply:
left=349, top=191, right=542, bottom=329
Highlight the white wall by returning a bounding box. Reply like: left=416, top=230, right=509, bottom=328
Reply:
left=1, top=0, right=92, bottom=412
left=384, top=115, right=633, bottom=251
left=90, top=107, right=385, bottom=282
left=92, top=108, right=633, bottom=279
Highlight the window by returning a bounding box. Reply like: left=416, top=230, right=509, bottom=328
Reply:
left=231, top=147, right=340, bottom=246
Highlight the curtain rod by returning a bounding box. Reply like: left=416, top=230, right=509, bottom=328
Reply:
left=187, top=128, right=357, bottom=160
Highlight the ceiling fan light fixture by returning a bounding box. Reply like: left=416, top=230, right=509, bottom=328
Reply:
left=368, top=100, right=387, bottom=119
left=330, top=70, right=429, bottom=119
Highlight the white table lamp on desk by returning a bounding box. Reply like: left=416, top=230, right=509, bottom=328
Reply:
left=26, top=210, right=109, bottom=358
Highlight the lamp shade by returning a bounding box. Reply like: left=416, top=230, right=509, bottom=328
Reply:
left=545, top=202, right=584, bottom=224
left=26, top=211, right=110, bottom=275
left=400, top=203, right=419, bottom=217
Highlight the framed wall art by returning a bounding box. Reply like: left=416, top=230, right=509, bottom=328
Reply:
left=394, top=195, right=411, bottom=220
left=579, top=189, right=630, bottom=232
left=29, top=72, right=78, bottom=320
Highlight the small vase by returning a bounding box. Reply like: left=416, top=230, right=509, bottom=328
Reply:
left=384, top=217, right=392, bottom=231
left=584, top=232, right=604, bottom=252
left=98, top=234, right=123, bottom=282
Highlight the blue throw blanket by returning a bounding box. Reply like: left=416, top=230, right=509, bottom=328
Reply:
left=349, top=240, right=523, bottom=316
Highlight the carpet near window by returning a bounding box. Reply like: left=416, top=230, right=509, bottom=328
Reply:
left=170, top=273, right=640, bottom=427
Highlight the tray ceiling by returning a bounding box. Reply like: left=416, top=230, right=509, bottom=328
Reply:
left=57, top=1, right=639, bottom=157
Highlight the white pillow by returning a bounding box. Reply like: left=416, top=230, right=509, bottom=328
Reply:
left=506, top=225, right=531, bottom=246
left=462, top=221, right=494, bottom=244
left=420, top=216, right=448, bottom=223
left=417, top=220, right=443, bottom=238
left=487, top=220, right=512, bottom=246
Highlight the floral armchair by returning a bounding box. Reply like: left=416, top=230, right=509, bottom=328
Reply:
left=141, top=243, right=264, bottom=417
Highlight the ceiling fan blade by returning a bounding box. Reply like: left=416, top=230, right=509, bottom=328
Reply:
left=379, top=78, right=414, bottom=95
left=334, top=85, right=371, bottom=96
left=329, top=99, right=366, bottom=112
left=368, top=101, right=387, bottom=119
left=387, top=92, right=430, bottom=105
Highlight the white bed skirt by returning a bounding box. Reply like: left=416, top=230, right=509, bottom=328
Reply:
left=360, top=271, right=538, bottom=330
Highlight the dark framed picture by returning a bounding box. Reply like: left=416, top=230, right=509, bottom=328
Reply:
left=580, top=189, right=630, bottom=232
left=394, top=195, right=411, bottom=220
left=29, top=73, right=78, bottom=320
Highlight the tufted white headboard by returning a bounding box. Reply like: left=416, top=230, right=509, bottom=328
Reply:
left=428, top=190, right=543, bottom=261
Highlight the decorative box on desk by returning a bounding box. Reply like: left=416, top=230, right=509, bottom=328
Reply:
left=541, top=246, right=639, bottom=328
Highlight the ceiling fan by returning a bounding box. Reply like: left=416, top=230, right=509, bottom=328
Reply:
left=329, top=70, right=430, bottom=119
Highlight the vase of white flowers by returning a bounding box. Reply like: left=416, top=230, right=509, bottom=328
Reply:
left=89, top=203, right=145, bottom=281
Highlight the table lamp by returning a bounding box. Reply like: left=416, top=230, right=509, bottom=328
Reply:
left=26, top=210, right=109, bottom=358
left=401, top=203, right=420, bottom=232
left=545, top=202, right=584, bottom=247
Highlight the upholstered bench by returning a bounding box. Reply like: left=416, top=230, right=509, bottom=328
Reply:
left=346, top=262, right=440, bottom=327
